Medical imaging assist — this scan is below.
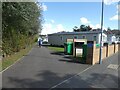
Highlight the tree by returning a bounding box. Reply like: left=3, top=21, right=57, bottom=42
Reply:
left=80, top=25, right=86, bottom=31
left=73, top=25, right=92, bottom=32
left=107, top=27, right=111, bottom=31
left=2, top=2, right=43, bottom=55
left=86, top=25, right=92, bottom=31
left=73, top=26, right=79, bottom=32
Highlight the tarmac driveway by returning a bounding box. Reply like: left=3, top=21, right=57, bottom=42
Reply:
left=2, top=46, right=91, bottom=88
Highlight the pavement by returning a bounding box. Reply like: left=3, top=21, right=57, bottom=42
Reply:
left=2, top=45, right=119, bottom=89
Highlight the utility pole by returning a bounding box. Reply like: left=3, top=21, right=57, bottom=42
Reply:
left=99, top=0, right=104, bottom=64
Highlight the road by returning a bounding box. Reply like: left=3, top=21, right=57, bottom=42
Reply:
left=52, top=52, right=119, bottom=88
left=2, top=46, right=91, bottom=88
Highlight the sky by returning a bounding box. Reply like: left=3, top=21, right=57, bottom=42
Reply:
left=38, top=0, right=119, bottom=35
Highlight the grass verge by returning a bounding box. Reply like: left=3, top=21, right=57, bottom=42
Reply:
left=47, top=46, right=64, bottom=52
left=0, top=44, right=35, bottom=71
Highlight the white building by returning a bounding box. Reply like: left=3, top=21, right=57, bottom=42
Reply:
left=107, top=34, right=116, bottom=44
left=106, top=30, right=119, bottom=44
left=48, top=31, right=107, bottom=46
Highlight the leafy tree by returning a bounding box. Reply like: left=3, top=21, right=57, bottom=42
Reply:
left=107, top=27, right=111, bottom=31
left=73, top=25, right=92, bottom=32
left=2, top=2, right=43, bottom=55
left=73, top=26, right=79, bottom=32
left=86, top=25, right=92, bottom=31
left=80, top=25, right=86, bottom=31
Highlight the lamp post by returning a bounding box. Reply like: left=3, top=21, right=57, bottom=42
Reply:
left=99, top=0, right=104, bottom=64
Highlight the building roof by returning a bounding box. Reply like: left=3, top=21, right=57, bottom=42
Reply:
left=48, top=31, right=104, bottom=35
left=103, top=30, right=120, bottom=36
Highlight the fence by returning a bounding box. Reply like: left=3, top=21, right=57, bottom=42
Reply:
left=86, top=41, right=119, bottom=65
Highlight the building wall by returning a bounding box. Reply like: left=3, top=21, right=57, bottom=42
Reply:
left=48, top=33, right=101, bottom=46
left=48, top=35, right=65, bottom=46
left=107, top=35, right=117, bottom=43
left=98, top=33, right=107, bottom=45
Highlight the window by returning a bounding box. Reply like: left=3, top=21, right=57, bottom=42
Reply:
left=61, top=36, right=63, bottom=40
left=74, top=35, right=78, bottom=39
left=82, top=35, right=86, bottom=39
left=93, top=36, right=97, bottom=41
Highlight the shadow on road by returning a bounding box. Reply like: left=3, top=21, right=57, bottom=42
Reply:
left=3, top=70, right=74, bottom=88
left=50, top=51, right=86, bottom=64
left=2, top=70, right=119, bottom=88
left=50, top=51, right=64, bottom=56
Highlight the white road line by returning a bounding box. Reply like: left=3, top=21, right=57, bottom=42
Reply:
left=50, top=65, right=94, bottom=89
left=0, top=47, right=34, bottom=73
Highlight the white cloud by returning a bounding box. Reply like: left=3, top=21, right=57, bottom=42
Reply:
left=90, top=24, right=107, bottom=30
left=110, top=15, right=118, bottom=20
left=80, top=17, right=90, bottom=24
left=116, top=4, right=118, bottom=9
left=41, top=3, right=47, bottom=11
left=104, top=0, right=119, bottom=5
left=51, top=20, right=55, bottom=23
left=41, top=23, right=53, bottom=35
left=56, top=24, right=65, bottom=32
left=41, top=23, right=66, bottom=35
left=90, top=24, right=100, bottom=29
left=110, top=3, right=120, bottom=20
left=80, top=17, right=106, bottom=30
left=95, top=24, right=101, bottom=29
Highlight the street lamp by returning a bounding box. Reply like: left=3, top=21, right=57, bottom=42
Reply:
left=99, top=0, right=104, bottom=64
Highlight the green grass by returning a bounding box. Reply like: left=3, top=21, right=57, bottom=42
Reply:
left=47, top=46, right=86, bottom=63
left=48, top=46, right=64, bottom=52
left=0, top=44, right=34, bottom=71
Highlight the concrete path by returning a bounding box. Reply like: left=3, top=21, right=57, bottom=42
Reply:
left=2, top=46, right=91, bottom=88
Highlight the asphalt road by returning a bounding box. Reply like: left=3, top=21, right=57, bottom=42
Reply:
left=2, top=46, right=91, bottom=88
left=52, top=52, right=119, bottom=88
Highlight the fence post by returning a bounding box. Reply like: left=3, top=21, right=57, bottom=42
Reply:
left=104, top=43, right=108, bottom=57
left=112, top=42, right=115, bottom=53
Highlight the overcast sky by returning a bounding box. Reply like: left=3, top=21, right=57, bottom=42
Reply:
left=39, top=0, right=119, bottom=35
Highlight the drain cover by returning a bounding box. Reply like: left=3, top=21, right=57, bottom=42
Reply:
left=107, top=64, right=119, bottom=70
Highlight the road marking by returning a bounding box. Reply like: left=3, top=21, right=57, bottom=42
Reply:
left=0, top=48, right=34, bottom=73
left=50, top=65, right=94, bottom=89
left=107, top=64, right=119, bottom=70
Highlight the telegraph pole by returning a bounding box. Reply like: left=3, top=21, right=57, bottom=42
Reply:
left=99, top=0, right=104, bottom=64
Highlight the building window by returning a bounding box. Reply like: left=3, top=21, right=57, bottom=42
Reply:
left=82, top=35, right=86, bottom=39
left=93, top=36, right=97, bottom=41
left=74, top=35, right=78, bottom=39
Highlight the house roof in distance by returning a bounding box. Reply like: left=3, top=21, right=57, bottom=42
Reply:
left=48, top=30, right=105, bottom=35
